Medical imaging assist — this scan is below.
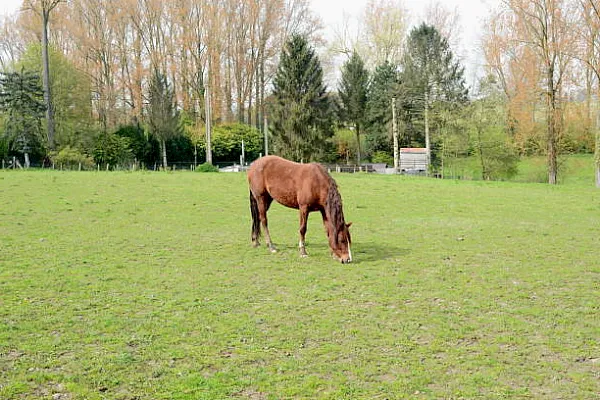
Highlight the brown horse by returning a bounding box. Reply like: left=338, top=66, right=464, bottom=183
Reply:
left=248, top=155, right=353, bottom=263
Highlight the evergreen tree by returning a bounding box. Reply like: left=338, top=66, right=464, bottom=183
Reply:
left=147, top=70, right=181, bottom=169
left=270, top=34, right=332, bottom=162
left=0, top=69, right=46, bottom=167
left=365, top=61, right=401, bottom=156
left=402, top=24, right=468, bottom=161
left=338, top=51, right=369, bottom=165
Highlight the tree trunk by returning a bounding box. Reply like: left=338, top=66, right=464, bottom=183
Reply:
left=392, top=97, right=399, bottom=171
left=596, top=99, right=600, bottom=188
left=41, top=12, right=56, bottom=150
left=547, top=68, right=558, bottom=185
left=355, top=123, right=361, bottom=167
left=161, top=139, right=168, bottom=170
left=24, top=153, right=30, bottom=169
left=424, top=91, right=431, bottom=170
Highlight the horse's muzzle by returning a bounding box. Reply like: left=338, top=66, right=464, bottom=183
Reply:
left=341, top=257, right=352, bottom=264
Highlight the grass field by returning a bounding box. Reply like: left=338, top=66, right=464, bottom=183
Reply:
left=1, top=166, right=599, bottom=399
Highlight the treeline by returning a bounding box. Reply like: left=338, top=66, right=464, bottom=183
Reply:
left=0, top=0, right=599, bottom=185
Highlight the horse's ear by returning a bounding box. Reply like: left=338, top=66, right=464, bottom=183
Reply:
left=346, top=222, right=352, bottom=229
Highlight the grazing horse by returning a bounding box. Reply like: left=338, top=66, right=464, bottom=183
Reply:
left=248, top=155, right=353, bottom=263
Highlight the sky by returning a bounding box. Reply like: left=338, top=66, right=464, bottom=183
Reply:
left=309, top=0, right=499, bottom=87
left=0, top=0, right=496, bottom=87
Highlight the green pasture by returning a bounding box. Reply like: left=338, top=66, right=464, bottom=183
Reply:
left=0, top=167, right=599, bottom=399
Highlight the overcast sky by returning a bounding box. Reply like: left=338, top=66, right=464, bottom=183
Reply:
left=309, top=0, right=498, bottom=87
left=1, top=0, right=496, bottom=86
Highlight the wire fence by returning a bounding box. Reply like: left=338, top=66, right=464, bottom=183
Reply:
left=0, top=156, right=430, bottom=176
left=0, top=157, right=244, bottom=172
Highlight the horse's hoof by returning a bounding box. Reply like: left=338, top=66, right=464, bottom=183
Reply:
left=300, top=253, right=308, bottom=258
left=269, top=247, right=277, bottom=253
left=252, top=242, right=260, bottom=248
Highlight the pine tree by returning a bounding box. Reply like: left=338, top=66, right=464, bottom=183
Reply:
left=402, top=24, right=468, bottom=160
left=270, top=35, right=332, bottom=162
left=147, top=71, right=181, bottom=169
left=0, top=70, right=46, bottom=167
left=365, top=61, right=401, bottom=155
left=338, top=51, right=369, bottom=165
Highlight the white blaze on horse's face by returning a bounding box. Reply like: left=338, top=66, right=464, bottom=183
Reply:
left=331, top=222, right=352, bottom=264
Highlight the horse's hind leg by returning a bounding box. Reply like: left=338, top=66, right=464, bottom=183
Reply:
left=298, top=206, right=309, bottom=257
left=258, top=195, right=276, bottom=253
left=250, top=190, right=261, bottom=247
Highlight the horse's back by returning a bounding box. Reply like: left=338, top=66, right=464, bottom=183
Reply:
left=248, top=156, right=328, bottom=209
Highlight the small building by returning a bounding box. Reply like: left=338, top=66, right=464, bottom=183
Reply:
left=400, top=148, right=428, bottom=174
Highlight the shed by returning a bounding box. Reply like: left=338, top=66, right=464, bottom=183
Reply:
left=400, top=148, right=428, bottom=173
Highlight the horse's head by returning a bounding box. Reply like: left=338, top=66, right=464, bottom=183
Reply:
left=329, top=222, right=352, bottom=264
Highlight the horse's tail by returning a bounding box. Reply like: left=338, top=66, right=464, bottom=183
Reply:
left=250, top=190, right=261, bottom=240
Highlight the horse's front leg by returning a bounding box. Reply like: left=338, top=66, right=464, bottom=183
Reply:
left=298, top=206, right=309, bottom=258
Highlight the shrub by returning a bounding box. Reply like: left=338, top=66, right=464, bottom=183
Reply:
left=51, top=146, right=94, bottom=169
left=195, top=162, right=219, bottom=172
left=371, top=151, right=393, bottom=166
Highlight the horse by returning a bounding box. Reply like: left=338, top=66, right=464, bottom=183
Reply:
left=247, top=155, right=353, bottom=264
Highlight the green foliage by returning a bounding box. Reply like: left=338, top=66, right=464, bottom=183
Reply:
left=197, top=123, right=263, bottom=163
left=270, top=34, right=333, bottom=162
left=147, top=71, right=182, bottom=167
left=467, top=76, right=519, bottom=180
left=371, top=151, right=393, bottom=165
left=330, top=128, right=356, bottom=164
left=402, top=24, right=468, bottom=106
left=401, top=24, right=468, bottom=148
left=338, top=52, right=369, bottom=164
left=50, top=146, right=94, bottom=169
left=93, top=133, right=133, bottom=167
left=0, top=69, right=46, bottom=159
left=365, top=62, right=400, bottom=156
left=113, top=124, right=157, bottom=165
left=195, top=162, right=219, bottom=172
left=17, top=44, right=95, bottom=151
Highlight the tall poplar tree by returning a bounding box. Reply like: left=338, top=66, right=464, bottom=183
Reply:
left=270, top=34, right=332, bottom=162
left=338, top=51, right=369, bottom=165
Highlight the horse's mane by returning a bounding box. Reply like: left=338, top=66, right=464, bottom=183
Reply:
left=320, top=166, right=345, bottom=241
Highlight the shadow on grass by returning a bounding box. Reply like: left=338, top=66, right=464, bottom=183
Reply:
left=351, top=241, right=410, bottom=263
left=267, top=240, right=409, bottom=264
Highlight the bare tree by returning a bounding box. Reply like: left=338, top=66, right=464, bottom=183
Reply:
left=575, top=0, right=600, bottom=187
left=500, top=0, right=576, bottom=184
left=424, top=0, right=462, bottom=50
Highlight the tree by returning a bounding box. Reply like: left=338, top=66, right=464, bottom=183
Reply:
left=402, top=23, right=468, bottom=163
left=147, top=70, right=181, bottom=169
left=18, top=43, right=95, bottom=153
left=0, top=69, right=46, bottom=167
left=338, top=51, right=369, bottom=165
left=196, top=123, right=263, bottom=164
left=469, top=75, right=519, bottom=180
left=361, top=0, right=407, bottom=67
left=365, top=61, right=401, bottom=157
left=498, top=0, right=575, bottom=184
left=576, top=0, right=600, bottom=187
left=270, top=34, right=332, bottom=162
left=23, top=0, right=63, bottom=150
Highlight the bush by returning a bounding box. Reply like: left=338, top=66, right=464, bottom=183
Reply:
left=371, top=151, right=393, bottom=166
left=195, top=162, right=219, bottom=172
left=93, top=133, right=133, bottom=167
left=197, top=123, right=262, bottom=163
left=51, top=146, right=95, bottom=169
